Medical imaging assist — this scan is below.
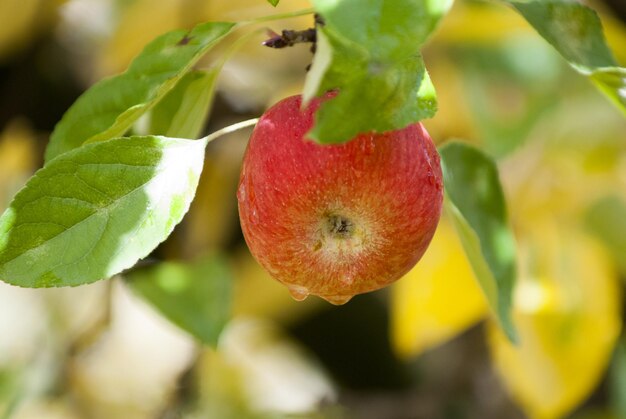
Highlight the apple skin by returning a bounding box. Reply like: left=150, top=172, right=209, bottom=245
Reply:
left=237, top=94, right=443, bottom=305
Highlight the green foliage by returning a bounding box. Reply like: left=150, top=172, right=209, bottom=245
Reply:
left=44, top=21, right=234, bottom=162
left=439, top=142, right=518, bottom=343
left=504, top=0, right=626, bottom=116
left=127, top=255, right=232, bottom=346
left=586, top=195, right=626, bottom=275
left=149, top=69, right=219, bottom=138
left=0, top=136, right=206, bottom=288
left=303, top=0, right=451, bottom=143
left=267, top=0, right=280, bottom=6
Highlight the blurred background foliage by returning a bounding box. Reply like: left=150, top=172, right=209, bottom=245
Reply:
left=0, top=0, right=626, bottom=418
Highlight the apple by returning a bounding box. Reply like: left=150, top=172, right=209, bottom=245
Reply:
left=237, top=94, right=443, bottom=305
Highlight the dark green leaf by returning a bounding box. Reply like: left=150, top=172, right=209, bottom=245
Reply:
left=309, top=55, right=435, bottom=143
left=0, top=136, right=206, bottom=288
left=507, top=0, right=615, bottom=70
left=45, top=21, right=234, bottom=162
left=149, top=69, right=219, bottom=138
left=304, top=0, right=451, bottom=143
left=585, top=195, right=626, bottom=275
left=439, top=141, right=518, bottom=343
left=127, top=255, right=232, bottom=346
left=504, top=0, right=626, bottom=116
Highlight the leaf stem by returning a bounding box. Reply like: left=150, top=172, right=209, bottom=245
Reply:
left=200, top=118, right=259, bottom=146
left=241, top=8, right=315, bottom=25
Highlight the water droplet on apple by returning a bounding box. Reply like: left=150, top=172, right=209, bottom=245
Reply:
left=288, top=285, right=309, bottom=301
left=237, top=181, right=246, bottom=201
left=323, top=295, right=353, bottom=305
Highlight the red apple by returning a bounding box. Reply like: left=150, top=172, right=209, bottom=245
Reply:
left=237, top=94, right=443, bottom=305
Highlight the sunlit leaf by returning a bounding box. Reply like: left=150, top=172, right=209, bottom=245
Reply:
left=149, top=69, right=219, bottom=138
left=127, top=255, right=232, bottom=346
left=488, top=227, right=621, bottom=419
left=590, top=67, right=626, bottom=114
left=267, top=0, right=280, bottom=6
left=390, top=218, right=488, bottom=358
left=585, top=195, right=626, bottom=275
left=0, top=136, right=206, bottom=288
left=303, top=0, right=452, bottom=143
left=439, top=141, right=518, bottom=342
left=504, top=0, right=626, bottom=116
left=45, top=21, right=234, bottom=162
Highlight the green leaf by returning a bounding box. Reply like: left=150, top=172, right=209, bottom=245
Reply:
left=310, top=55, right=435, bottom=143
left=127, top=255, right=232, bottom=346
left=44, top=21, right=235, bottom=162
left=267, top=0, right=280, bottom=6
left=439, top=141, right=518, bottom=343
left=149, top=69, right=219, bottom=138
left=304, top=0, right=452, bottom=143
left=504, top=0, right=626, bottom=116
left=585, top=195, right=626, bottom=275
left=0, top=136, right=206, bottom=288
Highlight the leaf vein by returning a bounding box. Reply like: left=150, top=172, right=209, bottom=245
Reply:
left=1, top=168, right=161, bottom=266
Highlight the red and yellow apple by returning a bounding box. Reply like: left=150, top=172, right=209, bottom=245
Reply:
left=237, top=94, right=443, bottom=304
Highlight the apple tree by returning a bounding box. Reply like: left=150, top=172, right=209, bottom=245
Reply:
left=0, top=0, right=625, bottom=417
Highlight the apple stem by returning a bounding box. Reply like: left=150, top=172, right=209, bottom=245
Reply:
left=199, top=118, right=259, bottom=146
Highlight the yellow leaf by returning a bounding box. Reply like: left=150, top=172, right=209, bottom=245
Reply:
left=487, top=225, right=622, bottom=419
left=390, top=218, right=488, bottom=358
